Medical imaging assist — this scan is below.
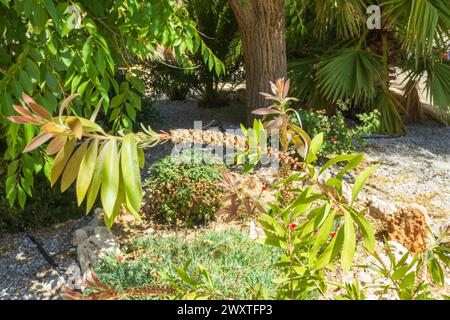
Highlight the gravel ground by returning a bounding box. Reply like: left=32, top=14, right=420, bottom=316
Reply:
left=0, top=100, right=448, bottom=300
left=362, top=120, right=450, bottom=228
left=0, top=221, right=78, bottom=300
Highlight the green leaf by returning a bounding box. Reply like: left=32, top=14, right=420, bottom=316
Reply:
left=86, top=142, right=106, bottom=214
left=341, top=211, right=356, bottom=272
left=315, top=227, right=344, bottom=269
left=305, top=132, right=323, bottom=164
left=76, top=139, right=98, bottom=205
left=319, top=154, right=358, bottom=175
left=82, top=38, right=92, bottom=63
left=351, top=164, right=380, bottom=204
left=137, top=147, right=145, bottom=168
left=101, top=140, right=119, bottom=218
left=309, top=206, right=335, bottom=264
left=349, top=209, right=375, bottom=253
left=121, top=134, right=142, bottom=219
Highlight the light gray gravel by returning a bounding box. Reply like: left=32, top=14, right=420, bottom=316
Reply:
left=362, top=120, right=450, bottom=225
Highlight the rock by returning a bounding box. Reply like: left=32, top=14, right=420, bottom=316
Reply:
left=73, top=209, right=121, bottom=276
left=65, top=264, right=83, bottom=291
left=368, top=196, right=397, bottom=219
left=73, top=229, right=88, bottom=246
left=386, top=205, right=430, bottom=253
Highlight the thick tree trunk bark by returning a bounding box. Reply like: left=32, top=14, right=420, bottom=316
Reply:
left=228, top=0, right=287, bottom=125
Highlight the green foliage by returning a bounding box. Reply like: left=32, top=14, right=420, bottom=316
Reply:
left=94, top=228, right=282, bottom=299
left=0, top=0, right=225, bottom=208
left=142, top=0, right=242, bottom=106
left=255, top=136, right=377, bottom=299
left=295, top=103, right=380, bottom=158
left=287, top=0, right=450, bottom=134
left=144, top=151, right=225, bottom=227
left=0, top=170, right=83, bottom=232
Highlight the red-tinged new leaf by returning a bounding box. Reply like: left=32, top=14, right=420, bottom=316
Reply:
left=59, top=94, right=79, bottom=123
left=50, top=138, right=76, bottom=186
left=61, top=141, right=89, bottom=192
left=23, top=93, right=52, bottom=121
left=77, top=139, right=98, bottom=206
left=8, top=116, right=43, bottom=125
left=252, top=108, right=280, bottom=116
left=23, top=132, right=54, bottom=153
left=13, top=104, right=33, bottom=117
left=47, top=135, right=68, bottom=155
left=284, top=79, right=290, bottom=96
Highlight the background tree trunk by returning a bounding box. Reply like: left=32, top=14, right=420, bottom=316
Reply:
left=228, top=0, right=287, bottom=124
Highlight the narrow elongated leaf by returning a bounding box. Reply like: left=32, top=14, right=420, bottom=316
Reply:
left=50, top=138, right=76, bottom=186
left=137, top=147, right=145, bottom=168
left=349, top=208, right=375, bottom=253
left=341, top=211, right=356, bottom=272
left=252, top=108, right=280, bottom=115
left=8, top=115, right=42, bottom=125
left=314, top=227, right=344, bottom=269
left=121, top=134, right=142, bottom=218
left=58, top=94, right=79, bottom=123
left=101, top=140, right=119, bottom=218
left=352, top=164, right=380, bottom=204
left=47, top=135, right=68, bottom=155
left=23, top=132, right=54, bottom=153
left=309, top=206, right=335, bottom=264
left=85, top=143, right=106, bottom=214
left=77, top=139, right=99, bottom=205
left=319, top=154, right=359, bottom=175
left=61, top=141, right=88, bottom=192
left=13, top=104, right=33, bottom=117
left=305, top=132, right=323, bottom=164
left=23, top=93, right=52, bottom=121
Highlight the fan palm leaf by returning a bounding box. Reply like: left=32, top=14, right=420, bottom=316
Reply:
left=316, top=48, right=383, bottom=103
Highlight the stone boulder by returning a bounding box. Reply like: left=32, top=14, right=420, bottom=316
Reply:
left=72, top=209, right=121, bottom=281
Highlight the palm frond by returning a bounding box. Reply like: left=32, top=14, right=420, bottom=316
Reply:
left=384, top=0, right=450, bottom=64
left=314, top=0, right=366, bottom=39
left=316, top=48, right=383, bottom=103
left=373, top=89, right=407, bottom=135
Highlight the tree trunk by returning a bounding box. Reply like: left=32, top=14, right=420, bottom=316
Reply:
left=228, top=0, right=287, bottom=125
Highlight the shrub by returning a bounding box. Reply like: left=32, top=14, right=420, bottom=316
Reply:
left=295, top=103, right=380, bottom=157
left=144, top=151, right=225, bottom=227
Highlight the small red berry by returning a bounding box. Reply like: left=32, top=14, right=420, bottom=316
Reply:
left=329, top=137, right=337, bottom=143
left=330, top=231, right=337, bottom=238
left=289, top=223, right=298, bottom=230
left=261, top=185, right=268, bottom=191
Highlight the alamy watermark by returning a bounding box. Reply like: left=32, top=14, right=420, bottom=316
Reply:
left=367, top=5, right=381, bottom=30
left=170, top=121, right=283, bottom=169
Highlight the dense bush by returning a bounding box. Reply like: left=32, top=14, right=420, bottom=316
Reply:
left=295, top=103, right=380, bottom=158
left=144, top=151, right=225, bottom=227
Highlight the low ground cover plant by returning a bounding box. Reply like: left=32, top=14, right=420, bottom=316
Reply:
left=92, top=229, right=281, bottom=299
